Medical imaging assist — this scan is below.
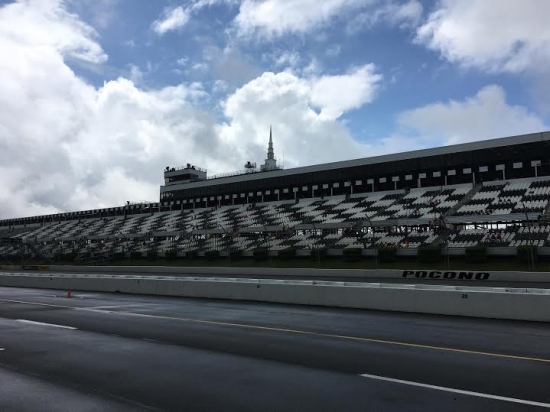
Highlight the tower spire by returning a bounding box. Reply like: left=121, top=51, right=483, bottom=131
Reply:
left=267, top=125, right=274, bottom=160
left=261, top=125, right=277, bottom=171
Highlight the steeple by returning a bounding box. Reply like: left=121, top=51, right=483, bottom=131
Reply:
left=267, top=125, right=274, bottom=160
left=261, top=125, right=277, bottom=171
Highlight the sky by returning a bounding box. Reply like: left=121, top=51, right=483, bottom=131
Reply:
left=0, top=0, right=549, bottom=219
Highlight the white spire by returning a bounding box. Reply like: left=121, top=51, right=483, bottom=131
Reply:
left=267, top=125, right=274, bottom=160
left=261, top=125, right=277, bottom=171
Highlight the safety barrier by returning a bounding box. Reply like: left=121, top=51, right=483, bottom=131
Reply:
left=0, top=273, right=548, bottom=322
left=0, top=265, right=50, bottom=271
left=21, top=265, right=550, bottom=283
left=2, top=264, right=550, bottom=283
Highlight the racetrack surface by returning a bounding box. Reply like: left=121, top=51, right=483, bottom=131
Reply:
left=0, top=285, right=549, bottom=411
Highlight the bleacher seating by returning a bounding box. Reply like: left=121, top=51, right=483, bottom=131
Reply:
left=2, top=176, right=550, bottom=261
left=456, top=178, right=550, bottom=216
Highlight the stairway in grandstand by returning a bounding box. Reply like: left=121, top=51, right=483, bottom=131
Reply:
left=443, top=183, right=480, bottom=218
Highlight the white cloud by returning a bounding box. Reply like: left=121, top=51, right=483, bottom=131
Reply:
left=220, top=71, right=372, bottom=169
left=191, top=62, right=209, bottom=72
left=177, top=56, right=190, bottom=66
left=302, top=57, right=322, bottom=76
left=397, top=85, right=548, bottom=145
left=0, top=0, right=384, bottom=219
left=415, top=0, right=550, bottom=73
left=347, top=0, right=422, bottom=34
left=339, top=85, right=549, bottom=159
left=0, top=0, right=107, bottom=64
left=233, top=0, right=423, bottom=39
left=326, top=44, right=341, bottom=57
left=127, top=64, right=144, bottom=84
left=152, top=6, right=190, bottom=35
left=310, top=65, right=382, bottom=120
left=212, top=79, right=228, bottom=93
left=0, top=0, right=222, bottom=218
left=272, top=50, right=301, bottom=68
left=6, top=0, right=544, bottom=222
left=234, top=0, right=367, bottom=38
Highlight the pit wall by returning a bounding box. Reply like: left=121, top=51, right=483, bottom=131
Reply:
left=2, top=264, right=549, bottom=283
left=0, top=273, right=549, bottom=322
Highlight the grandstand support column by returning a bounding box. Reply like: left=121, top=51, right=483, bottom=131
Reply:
left=520, top=202, right=535, bottom=270
left=309, top=217, right=320, bottom=265
left=365, top=214, right=377, bottom=268
left=443, top=217, right=450, bottom=270
left=218, top=223, right=232, bottom=263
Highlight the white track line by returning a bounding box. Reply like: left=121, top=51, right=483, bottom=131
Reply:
left=0, top=348, right=4, bottom=351
left=16, top=319, right=77, bottom=330
left=359, top=373, right=550, bottom=409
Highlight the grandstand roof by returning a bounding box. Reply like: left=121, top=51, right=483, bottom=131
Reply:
left=161, top=131, right=550, bottom=192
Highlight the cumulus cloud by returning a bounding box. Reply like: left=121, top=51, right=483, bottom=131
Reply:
left=232, top=0, right=423, bottom=39
left=152, top=6, right=190, bottom=35
left=0, top=0, right=107, bottom=64
left=272, top=50, right=301, bottom=69
left=310, top=65, right=382, bottom=120
left=415, top=0, right=550, bottom=73
left=220, top=71, right=372, bottom=169
left=0, top=0, right=222, bottom=218
left=345, top=85, right=549, bottom=159
left=397, top=85, right=548, bottom=145
left=0, top=0, right=383, bottom=219
left=234, top=0, right=367, bottom=38
left=3, top=0, right=545, bottom=222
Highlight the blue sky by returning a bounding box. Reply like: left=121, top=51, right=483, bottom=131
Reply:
left=0, top=0, right=549, bottom=217
left=67, top=0, right=541, bottom=137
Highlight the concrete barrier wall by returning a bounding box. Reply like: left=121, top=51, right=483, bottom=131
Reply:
left=2, top=264, right=550, bottom=283
left=0, top=273, right=549, bottom=322
left=34, top=265, right=550, bottom=283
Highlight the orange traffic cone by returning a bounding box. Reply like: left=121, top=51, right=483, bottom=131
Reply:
left=67, top=290, right=72, bottom=298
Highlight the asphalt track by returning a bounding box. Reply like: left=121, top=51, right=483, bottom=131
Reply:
left=0, top=285, right=549, bottom=411
left=3, top=268, right=550, bottom=289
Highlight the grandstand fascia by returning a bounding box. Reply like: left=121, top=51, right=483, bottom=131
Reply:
left=1, top=130, right=549, bottom=227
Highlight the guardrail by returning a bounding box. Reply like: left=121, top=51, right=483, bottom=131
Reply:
left=0, top=273, right=548, bottom=322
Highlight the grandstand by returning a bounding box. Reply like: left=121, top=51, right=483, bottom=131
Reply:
left=1, top=130, right=550, bottom=263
